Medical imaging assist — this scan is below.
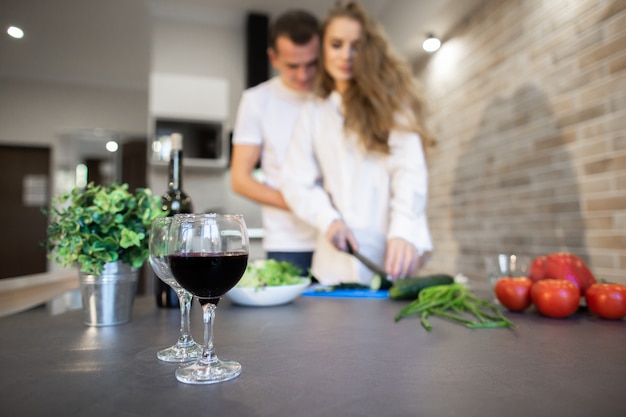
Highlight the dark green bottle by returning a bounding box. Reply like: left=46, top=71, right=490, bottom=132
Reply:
left=156, top=133, right=193, bottom=308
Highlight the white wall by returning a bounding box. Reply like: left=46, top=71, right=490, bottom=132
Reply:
left=148, top=15, right=262, bottom=230
left=0, top=14, right=263, bottom=232
left=0, top=79, right=148, bottom=193
left=0, top=80, right=148, bottom=145
left=150, top=16, right=246, bottom=128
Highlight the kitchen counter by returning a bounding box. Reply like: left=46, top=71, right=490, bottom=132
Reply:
left=0, top=293, right=624, bottom=416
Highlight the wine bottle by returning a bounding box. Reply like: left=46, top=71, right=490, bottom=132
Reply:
left=156, top=133, right=193, bottom=308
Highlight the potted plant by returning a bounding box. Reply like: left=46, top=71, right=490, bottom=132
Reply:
left=43, top=182, right=167, bottom=326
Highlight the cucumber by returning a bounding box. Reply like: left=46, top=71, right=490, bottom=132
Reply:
left=331, top=283, right=370, bottom=290
left=388, top=274, right=455, bottom=300
left=370, top=274, right=393, bottom=291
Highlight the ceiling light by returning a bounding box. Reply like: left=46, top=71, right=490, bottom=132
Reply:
left=105, top=141, right=119, bottom=153
left=7, top=26, right=24, bottom=39
left=422, top=33, right=441, bottom=53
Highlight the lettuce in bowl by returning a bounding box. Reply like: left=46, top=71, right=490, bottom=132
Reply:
left=237, top=259, right=308, bottom=289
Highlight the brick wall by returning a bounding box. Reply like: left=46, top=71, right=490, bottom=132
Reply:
left=415, top=0, right=626, bottom=285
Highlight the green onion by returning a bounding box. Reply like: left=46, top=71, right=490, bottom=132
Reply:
left=394, top=283, right=516, bottom=331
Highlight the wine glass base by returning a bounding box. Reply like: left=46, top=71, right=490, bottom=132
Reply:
left=175, top=359, right=242, bottom=384
left=157, top=342, right=203, bottom=363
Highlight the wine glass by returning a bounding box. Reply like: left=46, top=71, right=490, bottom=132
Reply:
left=149, top=217, right=201, bottom=362
left=167, top=213, right=249, bottom=384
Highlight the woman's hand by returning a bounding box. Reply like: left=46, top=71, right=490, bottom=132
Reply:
left=326, top=220, right=358, bottom=252
left=385, top=238, right=429, bottom=279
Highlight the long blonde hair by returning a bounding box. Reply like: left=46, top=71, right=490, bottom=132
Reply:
left=316, top=1, right=435, bottom=154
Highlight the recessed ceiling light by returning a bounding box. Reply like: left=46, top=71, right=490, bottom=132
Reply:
left=7, top=26, right=24, bottom=39
left=422, top=33, right=441, bottom=53
left=106, top=141, right=119, bottom=153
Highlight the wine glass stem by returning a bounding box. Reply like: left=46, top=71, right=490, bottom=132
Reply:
left=201, top=302, right=218, bottom=365
left=177, top=290, right=194, bottom=346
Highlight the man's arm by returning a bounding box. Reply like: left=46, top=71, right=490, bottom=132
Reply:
left=230, top=144, right=289, bottom=210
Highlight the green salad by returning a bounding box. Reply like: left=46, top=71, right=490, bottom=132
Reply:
left=237, top=259, right=309, bottom=289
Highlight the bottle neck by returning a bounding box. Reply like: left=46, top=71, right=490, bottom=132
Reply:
left=168, top=149, right=183, bottom=191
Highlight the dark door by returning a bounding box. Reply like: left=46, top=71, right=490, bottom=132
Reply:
left=121, top=138, right=147, bottom=192
left=0, top=145, right=50, bottom=279
left=84, top=158, right=105, bottom=186
left=121, top=139, right=149, bottom=294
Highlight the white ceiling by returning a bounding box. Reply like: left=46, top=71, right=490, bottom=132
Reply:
left=0, top=0, right=485, bottom=90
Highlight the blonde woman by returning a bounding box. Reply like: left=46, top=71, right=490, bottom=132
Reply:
left=281, top=1, right=434, bottom=285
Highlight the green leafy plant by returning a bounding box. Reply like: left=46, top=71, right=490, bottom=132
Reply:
left=43, top=182, right=167, bottom=276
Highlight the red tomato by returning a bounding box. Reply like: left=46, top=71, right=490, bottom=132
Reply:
left=531, top=279, right=580, bottom=318
left=528, top=253, right=596, bottom=295
left=495, top=277, right=533, bottom=312
left=585, top=283, right=626, bottom=320
left=529, top=256, right=546, bottom=282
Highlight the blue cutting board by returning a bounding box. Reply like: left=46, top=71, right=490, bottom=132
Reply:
left=302, top=285, right=389, bottom=299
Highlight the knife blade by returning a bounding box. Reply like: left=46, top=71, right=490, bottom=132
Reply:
left=346, top=241, right=391, bottom=281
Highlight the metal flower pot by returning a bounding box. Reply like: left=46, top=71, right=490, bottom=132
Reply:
left=79, top=261, right=139, bottom=326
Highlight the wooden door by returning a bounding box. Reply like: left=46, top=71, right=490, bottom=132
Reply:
left=121, top=138, right=147, bottom=192
left=0, top=145, right=50, bottom=279
left=121, top=139, right=149, bottom=294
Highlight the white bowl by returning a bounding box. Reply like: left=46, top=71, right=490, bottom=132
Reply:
left=226, top=279, right=311, bottom=307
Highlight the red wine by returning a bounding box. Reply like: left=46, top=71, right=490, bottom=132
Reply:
left=168, top=252, right=248, bottom=303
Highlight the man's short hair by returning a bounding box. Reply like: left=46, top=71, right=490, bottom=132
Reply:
left=269, top=10, right=319, bottom=50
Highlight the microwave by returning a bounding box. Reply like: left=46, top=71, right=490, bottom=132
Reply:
left=149, top=117, right=228, bottom=169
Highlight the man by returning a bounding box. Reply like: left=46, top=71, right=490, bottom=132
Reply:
left=231, top=10, right=319, bottom=273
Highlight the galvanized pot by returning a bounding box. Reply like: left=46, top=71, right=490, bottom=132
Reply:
left=79, top=261, right=138, bottom=326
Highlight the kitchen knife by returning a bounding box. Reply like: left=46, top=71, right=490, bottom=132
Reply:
left=346, top=241, right=391, bottom=282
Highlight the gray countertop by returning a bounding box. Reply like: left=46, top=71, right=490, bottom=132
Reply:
left=1, top=293, right=625, bottom=417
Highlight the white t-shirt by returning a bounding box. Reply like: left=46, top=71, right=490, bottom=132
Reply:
left=281, top=91, right=433, bottom=285
left=232, top=77, right=317, bottom=252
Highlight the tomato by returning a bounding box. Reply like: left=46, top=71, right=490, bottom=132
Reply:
left=495, top=277, right=533, bottom=312
left=528, top=253, right=596, bottom=295
left=585, top=283, right=626, bottom=320
left=529, top=256, right=546, bottom=282
left=531, top=279, right=580, bottom=318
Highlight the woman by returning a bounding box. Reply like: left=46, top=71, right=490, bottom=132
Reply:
left=281, top=1, right=434, bottom=285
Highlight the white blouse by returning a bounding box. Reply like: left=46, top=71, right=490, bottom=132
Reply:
left=281, top=91, right=433, bottom=285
